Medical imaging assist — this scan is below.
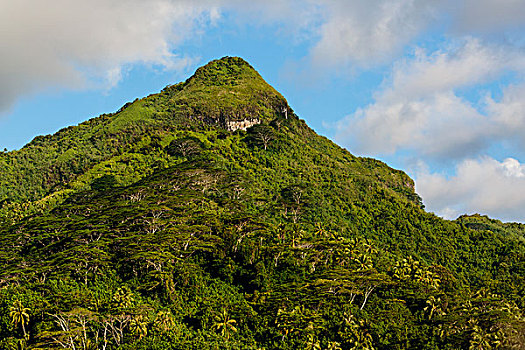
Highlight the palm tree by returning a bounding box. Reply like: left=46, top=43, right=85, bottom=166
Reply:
left=424, top=296, right=445, bottom=320
left=469, top=325, right=492, bottom=350
left=129, top=315, right=148, bottom=340
left=327, top=341, right=342, bottom=350
left=313, top=222, right=326, bottom=237
left=9, top=300, right=30, bottom=340
left=343, top=315, right=375, bottom=350
left=155, top=310, right=175, bottom=333
left=354, top=253, right=373, bottom=271
left=212, top=309, right=237, bottom=339
left=113, top=286, right=134, bottom=310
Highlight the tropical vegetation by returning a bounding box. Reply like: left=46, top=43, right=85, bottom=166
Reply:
left=0, top=57, right=523, bottom=349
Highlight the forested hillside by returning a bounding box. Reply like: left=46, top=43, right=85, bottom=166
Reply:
left=0, top=57, right=523, bottom=349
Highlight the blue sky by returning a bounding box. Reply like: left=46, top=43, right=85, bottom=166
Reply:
left=1, top=0, right=525, bottom=222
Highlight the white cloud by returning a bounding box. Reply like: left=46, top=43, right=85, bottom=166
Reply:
left=340, top=91, right=492, bottom=158
left=0, top=0, right=220, bottom=112
left=416, top=157, right=525, bottom=222
left=223, top=0, right=321, bottom=27
left=335, top=38, right=525, bottom=160
left=0, top=0, right=330, bottom=113
left=3, top=0, right=525, bottom=114
left=486, top=83, right=525, bottom=148
left=310, top=0, right=440, bottom=67
left=307, top=0, right=525, bottom=69
left=387, top=39, right=525, bottom=98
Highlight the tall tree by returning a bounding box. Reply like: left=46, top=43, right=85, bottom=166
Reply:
left=10, top=300, right=30, bottom=340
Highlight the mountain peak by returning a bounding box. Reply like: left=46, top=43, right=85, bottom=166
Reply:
left=160, top=57, right=290, bottom=127
left=187, top=56, right=260, bottom=86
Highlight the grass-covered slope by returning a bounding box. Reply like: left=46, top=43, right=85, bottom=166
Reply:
left=0, top=57, right=288, bottom=205
left=0, top=57, right=524, bottom=349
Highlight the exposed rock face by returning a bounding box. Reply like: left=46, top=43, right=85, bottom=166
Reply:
left=226, top=118, right=260, bottom=131
left=189, top=114, right=262, bottom=131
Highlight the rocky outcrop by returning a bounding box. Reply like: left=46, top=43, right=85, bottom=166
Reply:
left=226, top=118, right=260, bottom=131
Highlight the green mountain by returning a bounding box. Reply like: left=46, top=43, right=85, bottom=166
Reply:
left=0, top=57, right=523, bottom=349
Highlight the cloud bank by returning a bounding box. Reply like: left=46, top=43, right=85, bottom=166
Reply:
left=310, top=0, right=441, bottom=67
left=3, top=0, right=525, bottom=112
left=416, top=157, right=525, bottom=222
left=335, top=38, right=525, bottom=160
left=0, top=0, right=220, bottom=111
left=0, top=0, right=326, bottom=113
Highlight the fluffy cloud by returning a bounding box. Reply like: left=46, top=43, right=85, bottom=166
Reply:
left=486, top=83, right=525, bottom=148
left=227, top=0, right=525, bottom=70
left=335, top=38, right=525, bottom=160
left=339, top=92, right=491, bottom=159
left=333, top=33, right=525, bottom=223
left=3, top=0, right=525, bottom=114
left=416, top=157, right=525, bottom=222
left=0, top=0, right=221, bottom=112
left=310, top=0, right=440, bottom=67
left=309, top=0, right=525, bottom=68
left=387, top=39, right=525, bottom=98
left=0, top=0, right=327, bottom=113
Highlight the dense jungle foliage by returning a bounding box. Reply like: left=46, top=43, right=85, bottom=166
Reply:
left=0, top=57, right=524, bottom=349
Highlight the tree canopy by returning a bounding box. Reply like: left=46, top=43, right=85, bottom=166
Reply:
left=0, top=57, right=523, bottom=349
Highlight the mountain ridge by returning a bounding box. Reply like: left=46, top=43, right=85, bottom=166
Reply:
left=0, top=57, right=524, bottom=349
left=0, top=56, right=415, bottom=213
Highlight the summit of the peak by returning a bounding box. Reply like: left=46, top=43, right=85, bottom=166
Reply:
left=185, top=56, right=268, bottom=87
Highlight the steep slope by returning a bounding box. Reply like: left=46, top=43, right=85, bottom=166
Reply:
left=0, top=57, right=415, bottom=227
left=0, top=57, right=288, bottom=204
left=0, top=57, right=523, bottom=349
